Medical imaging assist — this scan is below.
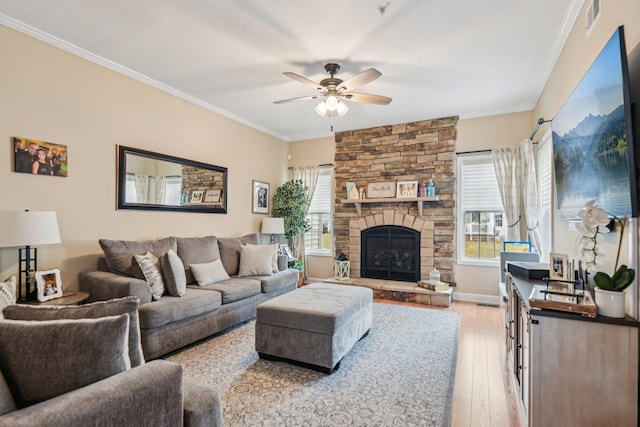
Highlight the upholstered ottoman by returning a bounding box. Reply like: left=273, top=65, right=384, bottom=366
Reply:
left=255, top=282, right=373, bottom=374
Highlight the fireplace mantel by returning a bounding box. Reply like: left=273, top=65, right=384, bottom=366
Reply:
left=340, top=196, right=440, bottom=217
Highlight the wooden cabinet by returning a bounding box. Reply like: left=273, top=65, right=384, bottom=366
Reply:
left=505, top=274, right=639, bottom=427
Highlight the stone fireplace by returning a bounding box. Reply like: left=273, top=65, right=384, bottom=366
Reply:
left=334, top=117, right=457, bottom=284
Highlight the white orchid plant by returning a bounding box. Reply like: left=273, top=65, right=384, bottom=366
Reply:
left=575, top=200, right=634, bottom=292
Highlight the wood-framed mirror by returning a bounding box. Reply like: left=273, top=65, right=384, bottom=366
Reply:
left=117, top=145, right=227, bottom=214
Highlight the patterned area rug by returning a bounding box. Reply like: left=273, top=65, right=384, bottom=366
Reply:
left=167, top=303, right=460, bottom=426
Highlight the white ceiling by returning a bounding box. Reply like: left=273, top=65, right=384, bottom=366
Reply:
left=0, top=0, right=583, bottom=141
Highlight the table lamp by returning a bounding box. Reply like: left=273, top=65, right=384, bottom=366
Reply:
left=261, top=217, right=285, bottom=244
left=0, top=210, right=61, bottom=302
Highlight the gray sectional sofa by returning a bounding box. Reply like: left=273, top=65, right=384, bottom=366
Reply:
left=79, top=233, right=298, bottom=360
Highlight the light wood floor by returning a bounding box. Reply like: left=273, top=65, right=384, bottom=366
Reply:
left=374, top=298, right=523, bottom=427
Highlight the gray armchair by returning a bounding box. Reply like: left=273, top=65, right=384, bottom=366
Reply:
left=0, top=360, right=222, bottom=427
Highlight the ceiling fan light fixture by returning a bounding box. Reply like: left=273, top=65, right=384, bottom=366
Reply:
left=315, top=101, right=328, bottom=116
left=325, top=94, right=339, bottom=111
left=336, top=100, right=349, bottom=116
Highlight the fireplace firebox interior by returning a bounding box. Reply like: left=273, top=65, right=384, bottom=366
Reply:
left=361, top=225, right=420, bottom=282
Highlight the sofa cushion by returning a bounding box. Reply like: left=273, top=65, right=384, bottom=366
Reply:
left=0, top=314, right=131, bottom=408
left=258, top=268, right=300, bottom=293
left=191, top=259, right=230, bottom=286
left=0, top=276, right=16, bottom=319
left=161, top=249, right=186, bottom=297
left=217, top=233, right=259, bottom=276
left=3, top=296, right=145, bottom=368
left=195, top=278, right=262, bottom=304
left=135, top=252, right=165, bottom=301
left=238, top=244, right=275, bottom=277
left=175, top=236, right=220, bottom=284
left=138, top=288, right=222, bottom=330
left=99, top=237, right=177, bottom=279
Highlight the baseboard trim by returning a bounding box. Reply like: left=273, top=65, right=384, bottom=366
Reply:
left=453, top=292, right=502, bottom=306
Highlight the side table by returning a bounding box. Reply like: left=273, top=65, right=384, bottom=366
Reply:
left=20, top=291, right=90, bottom=306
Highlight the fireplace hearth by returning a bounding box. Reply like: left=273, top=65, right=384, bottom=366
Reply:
left=361, top=225, right=420, bottom=282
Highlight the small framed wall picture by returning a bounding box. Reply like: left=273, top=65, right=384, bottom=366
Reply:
left=35, top=268, right=64, bottom=302
left=396, top=180, right=419, bottom=198
left=252, top=180, right=269, bottom=214
left=13, top=137, right=68, bottom=177
left=549, top=253, right=569, bottom=281
left=191, top=190, right=204, bottom=204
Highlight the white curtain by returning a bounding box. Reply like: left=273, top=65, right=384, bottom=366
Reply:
left=155, top=176, right=166, bottom=204
left=521, top=139, right=543, bottom=254
left=292, top=166, right=320, bottom=277
left=493, top=147, right=522, bottom=241
left=134, top=174, right=149, bottom=203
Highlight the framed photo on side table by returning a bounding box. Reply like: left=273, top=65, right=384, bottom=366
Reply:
left=549, top=253, right=569, bottom=281
left=35, top=268, right=63, bottom=302
left=252, top=180, right=270, bottom=214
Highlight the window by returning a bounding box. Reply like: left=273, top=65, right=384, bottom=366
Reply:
left=457, top=153, right=505, bottom=264
left=535, top=130, right=553, bottom=262
left=304, top=167, right=333, bottom=254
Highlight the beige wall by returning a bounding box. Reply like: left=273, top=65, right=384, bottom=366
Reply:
left=534, top=0, right=640, bottom=315
left=0, top=25, right=290, bottom=291
left=455, top=112, right=533, bottom=300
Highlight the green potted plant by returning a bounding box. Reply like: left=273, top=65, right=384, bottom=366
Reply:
left=576, top=200, right=635, bottom=317
left=272, top=179, right=310, bottom=285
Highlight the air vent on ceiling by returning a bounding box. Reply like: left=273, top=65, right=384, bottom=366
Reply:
left=585, top=0, right=601, bottom=35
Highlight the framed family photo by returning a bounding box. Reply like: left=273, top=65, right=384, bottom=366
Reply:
left=549, top=253, right=569, bottom=281
left=35, top=268, right=63, bottom=302
left=252, top=180, right=269, bottom=214
left=13, top=137, right=68, bottom=177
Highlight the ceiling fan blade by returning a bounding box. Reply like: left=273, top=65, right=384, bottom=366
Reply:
left=273, top=94, right=321, bottom=104
left=283, top=72, right=323, bottom=91
left=337, top=68, right=381, bottom=92
left=342, top=92, right=392, bottom=105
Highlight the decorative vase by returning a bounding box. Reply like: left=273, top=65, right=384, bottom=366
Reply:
left=594, top=287, right=626, bottom=318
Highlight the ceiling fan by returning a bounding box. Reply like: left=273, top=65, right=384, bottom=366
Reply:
left=274, top=63, right=392, bottom=117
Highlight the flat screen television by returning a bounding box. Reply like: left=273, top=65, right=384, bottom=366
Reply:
left=552, top=26, right=637, bottom=220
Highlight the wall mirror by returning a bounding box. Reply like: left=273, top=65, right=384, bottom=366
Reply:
left=117, top=145, right=227, bottom=214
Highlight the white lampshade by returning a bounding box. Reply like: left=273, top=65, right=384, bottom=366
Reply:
left=261, top=217, right=285, bottom=235
left=0, top=211, right=61, bottom=247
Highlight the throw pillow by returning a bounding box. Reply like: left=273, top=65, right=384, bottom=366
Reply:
left=0, top=276, right=17, bottom=319
left=217, top=233, right=260, bottom=276
left=0, top=314, right=131, bottom=408
left=135, top=252, right=165, bottom=301
left=238, top=244, right=275, bottom=277
left=175, top=236, right=220, bottom=284
left=99, top=237, right=177, bottom=279
left=2, top=296, right=144, bottom=368
left=190, top=259, right=230, bottom=286
left=161, top=249, right=187, bottom=296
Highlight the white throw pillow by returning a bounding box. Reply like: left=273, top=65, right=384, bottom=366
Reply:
left=190, top=259, right=230, bottom=286
left=0, top=276, right=17, bottom=319
left=271, top=244, right=279, bottom=273
left=238, top=244, right=274, bottom=277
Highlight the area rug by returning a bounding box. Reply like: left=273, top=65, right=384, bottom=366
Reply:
left=167, top=303, right=460, bottom=426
